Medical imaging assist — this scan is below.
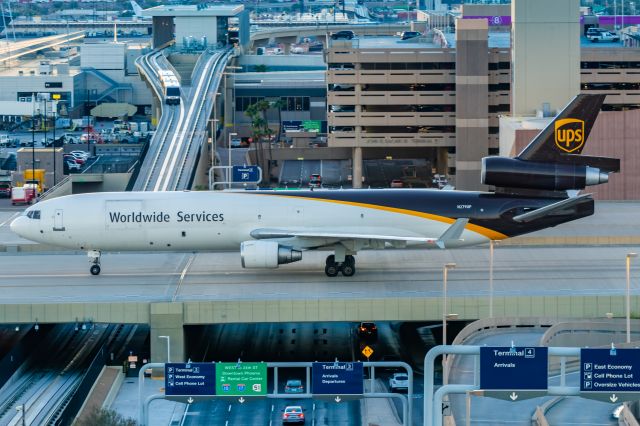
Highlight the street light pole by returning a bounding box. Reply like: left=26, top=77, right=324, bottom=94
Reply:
left=442, top=262, right=456, bottom=385
left=228, top=132, right=237, bottom=188
left=626, top=253, right=637, bottom=343
left=489, top=240, right=495, bottom=318
left=158, top=335, right=171, bottom=363
left=31, top=93, right=36, bottom=178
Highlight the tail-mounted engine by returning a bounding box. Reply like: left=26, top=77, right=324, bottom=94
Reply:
left=240, top=241, right=302, bottom=269
left=481, top=157, right=610, bottom=191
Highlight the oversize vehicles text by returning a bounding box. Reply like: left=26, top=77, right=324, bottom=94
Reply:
left=108, top=211, right=224, bottom=223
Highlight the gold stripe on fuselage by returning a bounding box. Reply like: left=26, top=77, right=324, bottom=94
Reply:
left=246, top=193, right=508, bottom=241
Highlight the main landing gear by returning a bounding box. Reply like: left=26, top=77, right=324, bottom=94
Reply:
left=325, top=254, right=356, bottom=277
left=88, top=250, right=101, bottom=275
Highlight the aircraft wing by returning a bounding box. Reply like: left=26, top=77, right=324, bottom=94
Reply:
left=250, top=218, right=469, bottom=249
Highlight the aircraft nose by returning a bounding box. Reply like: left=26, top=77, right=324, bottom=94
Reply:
left=10, top=216, right=28, bottom=238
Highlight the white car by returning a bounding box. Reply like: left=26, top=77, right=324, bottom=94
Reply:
left=70, top=151, right=90, bottom=159
left=65, top=160, right=81, bottom=171
left=389, top=372, right=409, bottom=392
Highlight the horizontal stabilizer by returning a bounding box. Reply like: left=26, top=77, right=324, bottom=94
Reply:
left=436, top=218, right=469, bottom=249
left=512, top=194, right=592, bottom=223
left=554, top=154, right=620, bottom=174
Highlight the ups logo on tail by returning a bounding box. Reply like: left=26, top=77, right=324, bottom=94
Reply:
left=555, top=118, right=585, bottom=153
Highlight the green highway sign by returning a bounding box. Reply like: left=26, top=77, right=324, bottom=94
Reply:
left=302, top=120, right=321, bottom=132
left=215, top=362, right=267, bottom=396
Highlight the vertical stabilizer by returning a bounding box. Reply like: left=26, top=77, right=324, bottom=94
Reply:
left=516, top=94, right=605, bottom=162
left=130, top=0, right=143, bottom=17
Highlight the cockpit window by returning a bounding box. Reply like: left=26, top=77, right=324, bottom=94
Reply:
left=26, top=210, right=40, bottom=219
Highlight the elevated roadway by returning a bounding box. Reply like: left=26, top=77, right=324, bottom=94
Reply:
left=0, top=32, right=85, bottom=64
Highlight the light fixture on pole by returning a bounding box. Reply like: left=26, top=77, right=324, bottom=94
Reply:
left=16, top=404, right=25, bottom=426
left=228, top=132, right=238, bottom=188
left=52, top=94, right=61, bottom=186
left=626, top=252, right=637, bottom=343
left=442, top=262, right=456, bottom=385
left=158, top=335, right=171, bottom=363
left=489, top=240, right=499, bottom=318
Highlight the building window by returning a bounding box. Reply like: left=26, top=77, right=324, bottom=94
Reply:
left=236, top=96, right=264, bottom=112
left=280, top=97, right=310, bottom=111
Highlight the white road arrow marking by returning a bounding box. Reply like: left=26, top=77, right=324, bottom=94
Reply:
left=335, top=396, right=341, bottom=403
left=509, top=392, right=518, bottom=401
left=187, top=397, right=194, bottom=404
left=239, top=397, right=245, bottom=403
left=610, top=394, right=619, bottom=403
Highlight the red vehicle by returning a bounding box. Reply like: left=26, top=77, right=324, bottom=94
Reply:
left=11, top=186, right=35, bottom=205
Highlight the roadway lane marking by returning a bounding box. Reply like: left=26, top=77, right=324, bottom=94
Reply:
left=227, top=404, right=231, bottom=412
left=271, top=404, right=274, bottom=412
left=0, top=212, right=20, bottom=228
left=173, top=254, right=194, bottom=302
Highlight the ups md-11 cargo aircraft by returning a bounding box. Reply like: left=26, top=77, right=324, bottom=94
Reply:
left=11, top=95, right=619, bottom=277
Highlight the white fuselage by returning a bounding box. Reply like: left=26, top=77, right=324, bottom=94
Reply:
left=10, top=191, right=491, bottom=252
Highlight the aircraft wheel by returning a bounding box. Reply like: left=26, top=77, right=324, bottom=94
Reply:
left=345, top=255, right=355, bottom=266
left=341, top=263, right=356, bottom=277
left=325, top=255, right=335, bottom=266
left=90, top=265, right=101, bottom=276
left=325, top=263, right=339, bottom=277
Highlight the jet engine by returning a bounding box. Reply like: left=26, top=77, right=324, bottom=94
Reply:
left=240, top=241, right=302, bottom=268
left=481, top=157, right=609, bottom=191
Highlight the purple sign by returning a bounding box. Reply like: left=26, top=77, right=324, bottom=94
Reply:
left=463, top=16, right=511, bottom=26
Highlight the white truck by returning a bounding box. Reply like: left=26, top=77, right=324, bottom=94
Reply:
left=0, top=134, right=19, bottom=148
left=587, top=31, right=620, bottom=42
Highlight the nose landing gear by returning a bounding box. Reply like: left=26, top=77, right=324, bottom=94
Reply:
left=88, top=250, right=101, bottom=275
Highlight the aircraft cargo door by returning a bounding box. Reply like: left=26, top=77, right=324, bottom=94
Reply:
left=53, top=209, right=65, bottom=231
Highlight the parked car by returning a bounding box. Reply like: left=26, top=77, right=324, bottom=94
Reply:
left=69, top=150, right=90, bottom=160
left=65, top=160, right=81, bottom=172
left=64, top=155, right=84, bottom=165
left=390, top=179, right=404, bottom=188
left=309, top=174, right=322, bottom=188
left=389, top=372, right=409, bottom=392
left=357, top=322, right=378, bottom=340
left=332, top=84, right=354, bottom=91
left=330, top=30, right=355, bottom=40
left=588, top=31, right=619, bottom=42
left=284, top=379, right=304, bottom=394
left=400, top=31, right=422, bottom=40
left=612, top=404, right=624, bottom=419
left=586, top=27, right=607, bottom=37
left=329, top=105, right=355, bottom=113
left=0, top=182, right=11, bottom=198
left=282, top=406, right=305, bottom=424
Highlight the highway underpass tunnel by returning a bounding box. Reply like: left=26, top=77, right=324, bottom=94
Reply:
left=182, top=320, right=471, bottom=369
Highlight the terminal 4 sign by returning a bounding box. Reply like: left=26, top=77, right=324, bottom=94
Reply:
left=480, top=347, right=548, bottom=391
left=311, top=362, right=364, bottom=395
left=165, top=363, right=216, bottom=397
left=581, top=348, right=640, bottom=393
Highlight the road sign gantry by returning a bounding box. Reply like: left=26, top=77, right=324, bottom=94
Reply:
left=425, top=344, right=640, bottom=426
left=138, top=360, right=414, bottom=426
